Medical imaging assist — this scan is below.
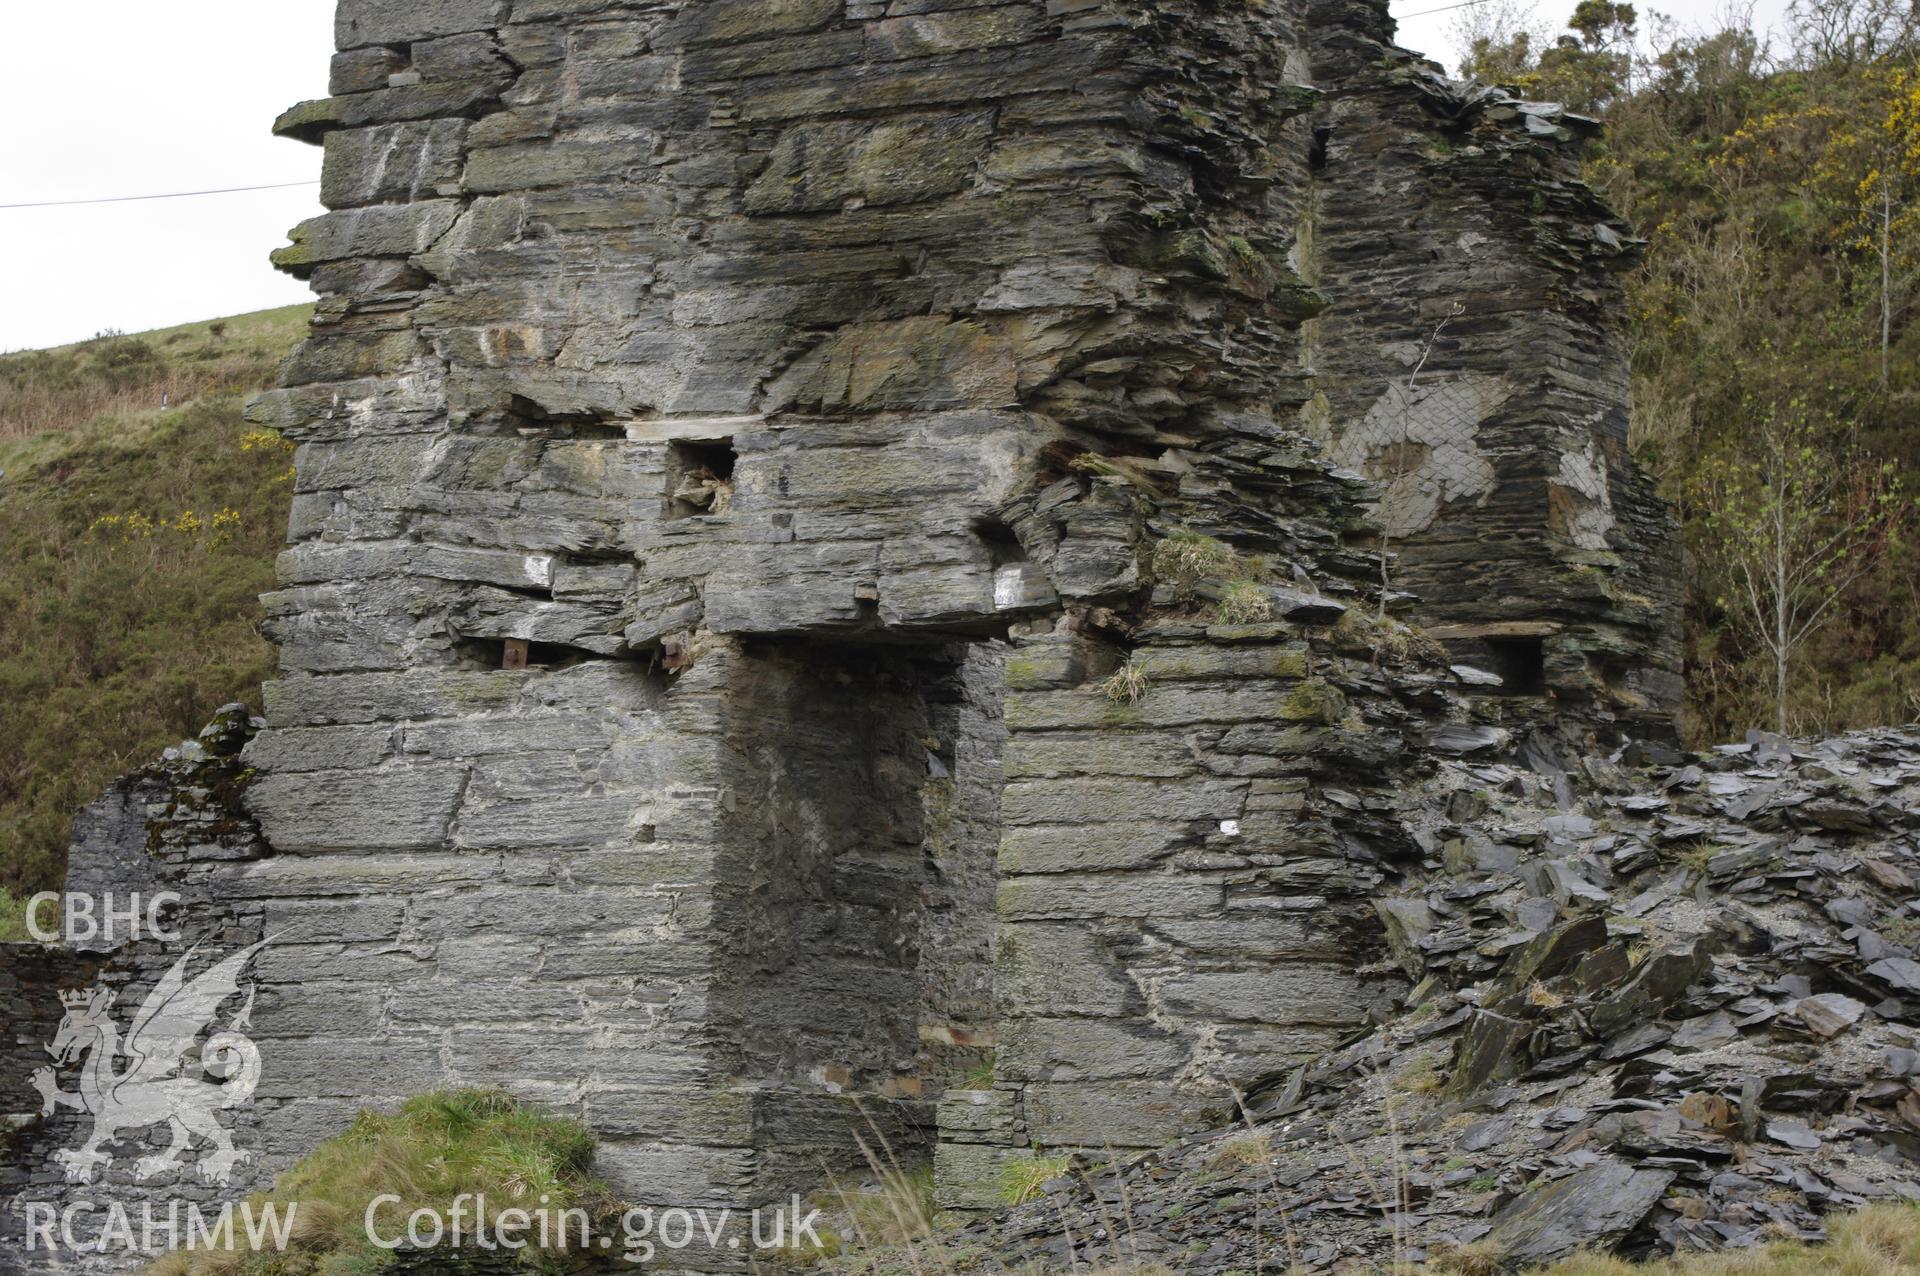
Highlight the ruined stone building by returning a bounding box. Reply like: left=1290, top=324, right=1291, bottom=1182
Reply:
left=5, top=0, right=1694, bottom=1265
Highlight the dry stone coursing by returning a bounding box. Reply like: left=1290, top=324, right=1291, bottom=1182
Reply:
left=1304, top=0, right=1680, bottom=729
left=1, top=0, right=1706, bottom=1269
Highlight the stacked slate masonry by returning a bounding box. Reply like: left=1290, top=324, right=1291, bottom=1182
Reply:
left=1304, top=0, right=1680, bottom=732
left=0, top=0, right=1679, bottom=1263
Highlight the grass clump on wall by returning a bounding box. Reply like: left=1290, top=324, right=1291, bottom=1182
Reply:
left=145, top=1089, right=613, bottom=1275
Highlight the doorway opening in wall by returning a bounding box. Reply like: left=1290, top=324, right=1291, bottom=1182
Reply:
left=712, top=637, right=1006, bottom=1197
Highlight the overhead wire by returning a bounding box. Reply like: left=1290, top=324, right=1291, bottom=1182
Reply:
left=0, top=180, right=319, bottom=211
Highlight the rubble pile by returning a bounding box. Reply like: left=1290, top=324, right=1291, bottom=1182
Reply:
left=964, top=727, right=1920, bottom=1270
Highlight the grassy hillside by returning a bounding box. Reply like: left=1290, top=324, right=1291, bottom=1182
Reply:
left=0, top=305, right=309, bottom=906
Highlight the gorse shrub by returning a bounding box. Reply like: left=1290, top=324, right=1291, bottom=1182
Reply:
left=0, top=306, right=308, bottom=896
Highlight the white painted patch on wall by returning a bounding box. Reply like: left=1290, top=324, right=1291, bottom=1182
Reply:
left=1551, top=439, right=1616, bottom=550
left=1333, top=373, right=1509, bottom=538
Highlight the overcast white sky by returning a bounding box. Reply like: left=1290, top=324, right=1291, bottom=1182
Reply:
left=0, top=0, right=1793, bottom=354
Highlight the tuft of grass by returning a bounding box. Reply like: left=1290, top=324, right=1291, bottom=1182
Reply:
left=1334, top=609, right=1448, bottom=665
left=0, top=307, right=306, bottom=897
left=142, top=1088, right=614, bottom=1275
left=1151, top=530, right=1238, bottom=599
left=1883, top=914, right=1920, bottom=948
left=1214, top=580, right=1275, bottom=624
left=959, top=1054, right=997, bottom=1089
left=1391, top=1052, right=1446, bottom=1095
left=828, top=1162, right=938, bottom=1253
left=1067, top=453, right=1162, bottom=493
left=1430, top=1238, right=1508, bottom=1275
left=1210, top=1132, right=1272, bottom=1168
left=1519, top=1204, right=1920, bottom=1275
left=1526, top=980, right=1568, bottom=1010
left=1100, top=658, right=1152, bottom=705
left=1673, top=840, right=1720, bottom=873
left=999, top=1151, right=1073, bottom=1207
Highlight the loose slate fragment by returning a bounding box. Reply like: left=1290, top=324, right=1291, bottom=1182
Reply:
left=1490, top=1163, right=1677, bottom=1265
left=1869, top=958, right=1920, bottom=994
left=1794, top=993, right=1867, bottom=1039
left=1766, top=1120, right=1822, bottom=1151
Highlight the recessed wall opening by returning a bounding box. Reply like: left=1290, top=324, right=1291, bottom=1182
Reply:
left=972, top=517, right=1027, bottom=567
left=666, top=438, right=737, bottom=518
left=454, top=636, right=629, bottom=673
left=710, top=639, right=1004, bottom=1194
left=1485, top=636, right=1546, bottom=696
left=506, top=394, right=626, bottom=439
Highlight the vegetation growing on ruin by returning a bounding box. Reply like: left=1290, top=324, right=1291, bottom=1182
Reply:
left=1149, top=530, right=1240, bottom=599
left=1213, top=580, right=1275, bottom=625
left=1100, top=657, right=1153, bottom=705
left=998, top=1151, right=1074, bottom=1207
left=143, top=1089, right=614, bottom=1275
left=0, top=891, right=30, bottom=942
left=821, top=1162, right=940, bottom=1254
left=0, top=306, right=306, bottom=897
left=819, top=1180, right=1920, bottom=1276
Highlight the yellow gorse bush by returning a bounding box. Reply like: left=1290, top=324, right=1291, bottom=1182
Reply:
left=238, top=429, right=292, bottom=454
left=89, top=507, right=246, bottom=549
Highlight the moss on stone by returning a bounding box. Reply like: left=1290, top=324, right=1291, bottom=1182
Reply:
left=1279, top=677, right=1347, bottom=724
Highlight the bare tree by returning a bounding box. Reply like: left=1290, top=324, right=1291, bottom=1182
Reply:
left=1787, top=0, right=1916, bottom=67
left=1694, top=403, right=1905, bottom=734
left=1448, top=0, right=1545, bottom=80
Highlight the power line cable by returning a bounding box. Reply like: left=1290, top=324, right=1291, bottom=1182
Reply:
left=0, top=180, right=319, bottom=211
left=1393, top=0, right=1495, bottom=18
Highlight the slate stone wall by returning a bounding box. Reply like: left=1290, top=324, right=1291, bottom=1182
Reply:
left=232, top=0, right=1379, bottom=1211
left=0, top=945, right=105, bottom=1135
left=1, top=0, right=1684, bottom=1258
left=0, top=711, right=275, bottom=1272
left=0, top=941, right=105, bottom=1272
left=1304, top=0, right=1682, bottom=733
left=988, top=624, right=1428, bottom=1154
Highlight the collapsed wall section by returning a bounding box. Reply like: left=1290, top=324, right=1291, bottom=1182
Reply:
left=1302, top=0, right=1681, bottom=733
left=2, top=710, right=273, bottom=1266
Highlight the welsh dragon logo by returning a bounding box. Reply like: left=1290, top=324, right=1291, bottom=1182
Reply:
left=32, top=942, right=268, bottom=1186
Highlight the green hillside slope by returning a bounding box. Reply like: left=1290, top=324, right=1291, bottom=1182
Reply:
left=0, top=305, right=310, bottom=912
